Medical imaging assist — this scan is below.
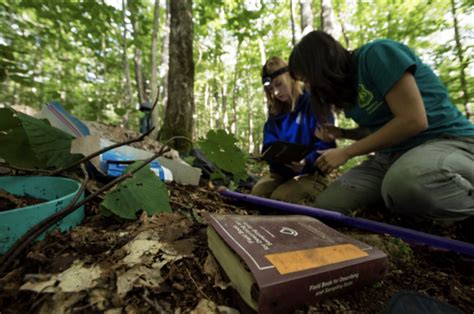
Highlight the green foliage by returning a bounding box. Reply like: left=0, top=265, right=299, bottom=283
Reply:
left=100, top=162, right=172, bottom=220
left=197, top=129, right=248, bottom=185
left=335, top=113, right=368, bottom=173
left=0, top=0, right=471, bottom=178
left=0, top=107, right=82, bottom=169
left=383, top=236, right=414, bottom=263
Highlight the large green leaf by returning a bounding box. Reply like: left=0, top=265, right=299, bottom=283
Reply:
left=100, top=162, right=172, bottom=220
left=0, top=107, right=82, bottom=168
left=198, top=129, right=248, bottom=184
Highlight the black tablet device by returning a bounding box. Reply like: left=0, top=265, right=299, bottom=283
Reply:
left=261, top=141, right=311, bottom=164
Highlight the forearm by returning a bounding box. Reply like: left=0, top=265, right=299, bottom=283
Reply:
left=344, top=117, right=426, bottom=158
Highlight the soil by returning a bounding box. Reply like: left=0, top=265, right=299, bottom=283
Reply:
left=0, top=189, right=47, bottom=212
left=0, top=181, right=473, bottom=313
left=0, top=123, right=472, bottom=313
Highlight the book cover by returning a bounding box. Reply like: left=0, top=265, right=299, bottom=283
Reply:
left=207, top=214, right=388, bottom=313
left=261, top=141, right=311, bottom=164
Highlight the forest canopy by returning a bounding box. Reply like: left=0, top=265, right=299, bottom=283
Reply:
left=0, top=0, right=472, bottom=154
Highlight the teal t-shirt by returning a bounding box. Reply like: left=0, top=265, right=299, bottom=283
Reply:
left=345, top=39, right=474, bottom=152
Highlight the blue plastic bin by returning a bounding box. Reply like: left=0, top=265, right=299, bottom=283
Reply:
left=0, top=176, right=85, bottom=254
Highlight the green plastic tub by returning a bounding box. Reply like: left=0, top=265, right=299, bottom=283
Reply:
left=0, top=176, right=85, bottom=254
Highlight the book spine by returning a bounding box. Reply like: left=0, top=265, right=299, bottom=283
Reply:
left=257, top=258, right=387, bottom=313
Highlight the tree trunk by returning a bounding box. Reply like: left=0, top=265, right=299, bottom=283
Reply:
left=221, top=85, right=228, bottom=131
left=258, top=37, right=268, bottom=117
left=290, top=0, right=296, bottom=46
left=160, top=0, right=194, bottom=153
left=209, top=86, right=215, bottom=130
left=387, top=2, right=392, bottom=38
left=450, top=0, right=471, bottom=118
left=300, top=0, right=313, bottom=36
left=134, top=49, right=145, bottom=105
left=130, top=8, right=146, bottom=106
left=150, top=0, right=160, bottom=130
left=214, top=87, right=221, bottom=129
left=231, top=39, right=242, bottom=134
left=247, top=79, right=255, bottom=154
left=158, top=0, right=171, bottom=126
left=320, top=0, right=335, bottom=35
left=121, top=0, right=133, bottom=123
left=206, top=83, right=214, bottom=130
left=334, top=6, right=350, bottom=47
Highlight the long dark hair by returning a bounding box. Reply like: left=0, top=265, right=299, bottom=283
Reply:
left=289, top=31, right=357, bottom=120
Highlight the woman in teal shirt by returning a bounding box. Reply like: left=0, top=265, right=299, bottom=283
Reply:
left=288, top=30, right=474, bottom=223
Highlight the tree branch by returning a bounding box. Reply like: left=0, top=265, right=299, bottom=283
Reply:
left=0, top=135, right=187, bottom=276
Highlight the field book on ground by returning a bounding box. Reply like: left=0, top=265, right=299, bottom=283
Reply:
left=206, top=214, right=388, bottom=313
left=260, top=141, right=311, bottom=164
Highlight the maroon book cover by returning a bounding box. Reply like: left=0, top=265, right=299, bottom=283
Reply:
left=207, top=214, right=388, bottom=313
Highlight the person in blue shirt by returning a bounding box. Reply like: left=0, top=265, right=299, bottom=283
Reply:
left=251, top=56, right=336, bottom=204
left=288, top=30, right=474, bottom=223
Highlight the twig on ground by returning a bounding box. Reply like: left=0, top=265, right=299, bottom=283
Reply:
left=0, top=136, right=184, bottom=276
left=0, top=127, right=155, bottom=176
left=142, top=290, right=163, bottom=312
left=185, top=267, right=210, bottom=300
left=0, top=164, right=89, bottom=276
left=0, top=188, right=25, bottom=208
left=0, top=162, right=51, bottom=175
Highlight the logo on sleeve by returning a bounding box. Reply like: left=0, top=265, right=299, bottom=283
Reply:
left=358, top=84, right=382, bottom=114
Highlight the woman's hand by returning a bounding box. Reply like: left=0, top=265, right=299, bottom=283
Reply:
left=315, top=124, right=344, bottom=141
left=316, top=148, right=351, bottom=174
left=285, top=159, right=306, bottom=173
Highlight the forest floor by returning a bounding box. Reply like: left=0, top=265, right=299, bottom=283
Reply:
left=0, top=123, right=473, bottom=313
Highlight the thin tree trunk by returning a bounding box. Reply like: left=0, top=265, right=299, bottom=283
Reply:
left=334, top=5, right=350, bottom=47
left=158, top=0, right=170, bottom=123
left=150, top=0, right=160, bottom=133
left=320, top=0, right=335, bottom=35
left=450, top=0, right=470, bottom=118
left=134, top=50, right=145, bottom=105
left=214, top=86, right=221, bottom=129
left=206, top=83, right=214, bottom=130
left=231, top=39, right=242, bottom=134
left=202, top=83, right=210, bottom=138
left=247, top=79, right=254, bottom=154
left=258, top=37, right=268, bottom=118
left=221, top=85, right=228, bottom=131
left=290, top=0, right=296, bottom=46
left=300, top=0, right=313, bottom=36
left=258, top=38, right=266, bottom=66
left=130, top=8, right=146, bottom=106
left=121, top=0, right=133, bottom=120
left=386, top=0, right=392, bottom=38
left=160, top=0, right=194, bottom=152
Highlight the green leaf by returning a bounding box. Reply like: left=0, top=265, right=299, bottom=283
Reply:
left=100, top=162, right=172, bottom=220
left=114, top=107, right=127, bottom=116
left=198, top=129, right=248, bottom=184
left=0, top=107, right=82, bottom=168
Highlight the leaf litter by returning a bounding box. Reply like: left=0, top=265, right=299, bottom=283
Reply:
left=0, top=122, right=473, bottom=313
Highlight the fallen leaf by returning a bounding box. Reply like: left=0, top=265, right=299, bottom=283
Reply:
left=57, top=261, right=103, bottom=292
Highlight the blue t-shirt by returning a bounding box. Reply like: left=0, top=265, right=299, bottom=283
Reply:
left=346, top=39, right=474, bottom=152
left=262, top=91, right=336, bottom=178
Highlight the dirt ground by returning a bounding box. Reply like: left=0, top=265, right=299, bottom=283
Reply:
left=0, top=123, right=473, bottom=313
left=0, top=181, right=473, bottom=313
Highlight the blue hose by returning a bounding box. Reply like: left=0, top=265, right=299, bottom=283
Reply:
left=219, top=188, right=474, bottom=257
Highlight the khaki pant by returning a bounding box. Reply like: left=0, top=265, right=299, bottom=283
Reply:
left=314, top=136, right=474, bottom=222
left=251, top=172, right=330, bottom=205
